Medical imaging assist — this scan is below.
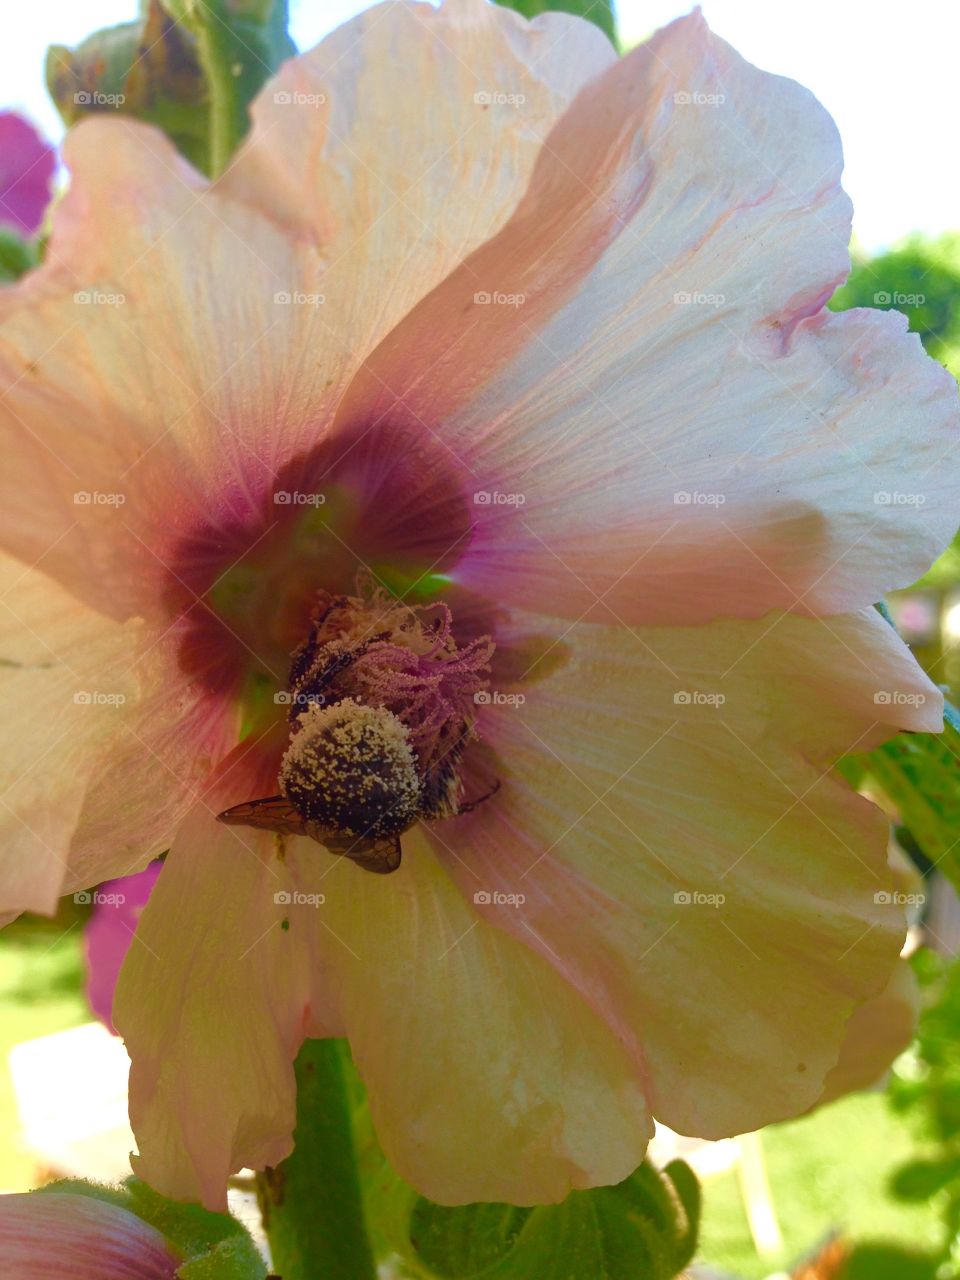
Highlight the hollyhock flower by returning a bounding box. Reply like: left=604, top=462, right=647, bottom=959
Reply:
left=0, top=0, right=957, bottom=1211
left=0, top=112, right=55, bottom=237
left=0, top=1192, right=180, bottom=1279
left=84, top=861, right=162, bottom=1032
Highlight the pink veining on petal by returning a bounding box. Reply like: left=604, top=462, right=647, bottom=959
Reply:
left=85, top=861, right=163, bottom=1033
left=0, top=112, right=55, bottom=237
left=0, top=1191, right=180, bottom=1279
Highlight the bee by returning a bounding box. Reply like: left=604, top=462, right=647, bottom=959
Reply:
left=218, top=589, right=498, bottom=875
left=218, top=794, right=403, bottom=874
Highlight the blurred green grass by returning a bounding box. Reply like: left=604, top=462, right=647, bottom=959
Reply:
left=0, top=910, right=88, bottom=1189
left=698, top=1091, right=942, bottom=1278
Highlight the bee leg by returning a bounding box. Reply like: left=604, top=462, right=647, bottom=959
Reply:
left=455, top=778, right=501, bottom=816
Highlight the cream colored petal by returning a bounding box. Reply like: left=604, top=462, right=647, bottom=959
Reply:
left=0, top=552, right=138, bottom=914
left=433, top=607, right=935, bottom=1139
left=119, top=787, right=651, bottom=1208
left=222, top=0, right=615, bottom=354
left=287, top=826, right=651, bottom=1204
left=115, top=760, right=329, bottom=1210
left=818, top=959, right=919, bottom=1106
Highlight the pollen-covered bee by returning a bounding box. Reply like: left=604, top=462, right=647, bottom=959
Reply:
left=217, top=588, right=498, bottom=874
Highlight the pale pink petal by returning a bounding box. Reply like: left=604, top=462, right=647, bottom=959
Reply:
left=431, top=607, right=936, bottom=1138
left=0, top=1191, right=179, bottom=1279
left=0, top=553, right=138, bottom=915
left=818, top=959, right=919, bottom=1106
left=114, top=750, right=335, bottom=1210
left=222, top=0, right=615, bottom=356
left=63, top=634, right=242, bottom=895
left=0, top=112, right=56, bottom=237
left=335, top=12, right=957, bottom=625
left=0, top=121, right=358, bottom=617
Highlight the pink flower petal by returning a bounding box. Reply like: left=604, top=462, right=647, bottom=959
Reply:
left=0, top=112, right=55, bottom=237
left=0, top=1191, right=180, bottom=1279
left=333, top=12, right=958, bottom=626
left=221, top=0, right=615, bottom=353
left=85, top=862, right=162, bottom=1032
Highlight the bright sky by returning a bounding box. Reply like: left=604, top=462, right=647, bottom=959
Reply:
left=1, top=0, right=953, bottom=251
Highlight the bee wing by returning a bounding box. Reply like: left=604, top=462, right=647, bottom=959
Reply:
left=217, top=795, right=309, bottom=837
left=218, top=796, right=402, bottom=874
left=324, top=833, right=402, bottom=875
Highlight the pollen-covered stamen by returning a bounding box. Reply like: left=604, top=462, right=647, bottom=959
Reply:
left=280, top=699, right=422, bottom=839
left=288, top=583, right=494, bottom=818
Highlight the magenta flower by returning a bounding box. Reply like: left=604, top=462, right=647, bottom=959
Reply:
left=0, top=1, right=956, bottom=1210
left=84, top=861, right=162, bottom=1032
left=0, top=112, right=55, bottom=237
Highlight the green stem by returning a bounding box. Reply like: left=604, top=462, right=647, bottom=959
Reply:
left=193, top=23, right=248, bottom=177
left=256, top=1039, right=377, bottom=1280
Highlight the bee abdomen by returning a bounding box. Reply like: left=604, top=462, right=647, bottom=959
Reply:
left=280, top=698, right=421, bottom=840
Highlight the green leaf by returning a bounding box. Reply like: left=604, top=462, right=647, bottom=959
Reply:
left=839, top=703, right=960, bottom=889
left=493, top=0, right=617, bottom=47
left=158, top=0, right=296, bottom=174
left=0, top=228, right=39, bottom=282
left=344, top=1045, right=699, bottom=1280
left=46, top=0, right=295, bottom=176
left=46, top=2, right=210, bottom=172
left=891, top=1157, right=960, bottom=1202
